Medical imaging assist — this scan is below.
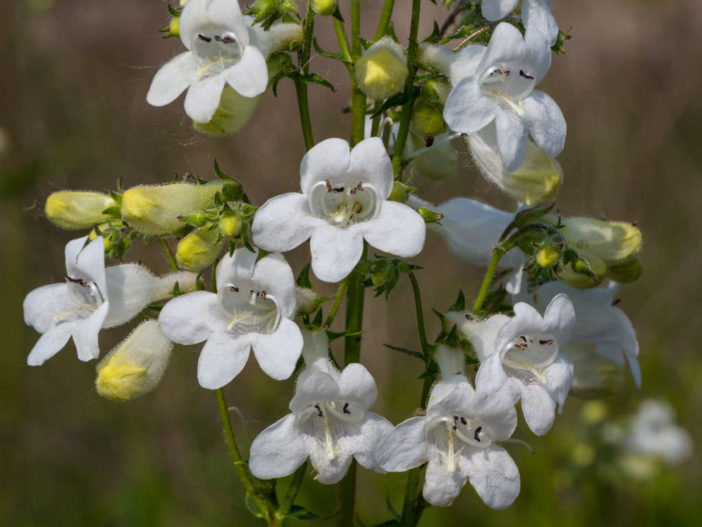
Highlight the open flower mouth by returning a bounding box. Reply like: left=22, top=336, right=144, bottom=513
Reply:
left=427, top=415, right=492, bottom=472
left=308, top=180, right=381, bottom=227
left=297, top=400, right=365, bottom=460
left=502, top=334, right=558, bottom=384
left=193, top=28, right=243, bottom=78
left=218, top=280, right=280, bottom=335
left=53, top=275, right=105, bottom=325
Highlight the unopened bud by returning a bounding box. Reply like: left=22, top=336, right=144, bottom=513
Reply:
left=121, top=181, right=224, bottom=235
left=312, top=0, right=337, bottom=15
left=96, top=320, right=172, bottom=401
left=355, top=37, right=408, bottom=101
left=410, top=98, right=446, bottom=137
left=218, top=210, right=242, bottom=238
left=176, top=225, right=223, bottom=271
left=608, top=256, right=643, bottom=283
left=536, top=245, right=561, bottom=268
left=45, top=191, right=118, bottom=230
left=556, top=217, right=642, bottom=265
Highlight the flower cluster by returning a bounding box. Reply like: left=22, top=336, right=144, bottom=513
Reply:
left=24, top=0, right=650, bottom=523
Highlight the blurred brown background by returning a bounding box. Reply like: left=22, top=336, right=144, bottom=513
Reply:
left=1, top=0, right=700, bottom=525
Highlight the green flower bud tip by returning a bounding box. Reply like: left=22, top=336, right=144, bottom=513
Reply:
left=121, top=181, right=224, bottom=235
left=96, top=320, right=172, bottom=401
left=176, top=226, right=223, bottom=272
left=218, top=210, right=242, bottom=238
left=410, top=98, right=447, bottom=137
left=45, top=191, right=118, bottom=230
left=312, top=0, right=337, bottom=16
left=536, top=245, right=560, bottom=268
left=355, top=37, right=408, bottom=101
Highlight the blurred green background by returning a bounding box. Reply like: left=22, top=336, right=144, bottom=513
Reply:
left=1, top=0, right=700, bottom=525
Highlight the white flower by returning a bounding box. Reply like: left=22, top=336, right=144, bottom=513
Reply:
left=158, top=247, right=302, bottom=388
left=481, top=1, right=559, bottom=45
left=252, top=137, right=426, bottom=282
left=23, top=236, right=193, bottom=366
left=443, top=23, right=565, bottom=172
left=533, top=281, right=641, bottom=387
left=376, top=371, right=520, bottom=508
left=454, top=294, right=575, bottom=436
left=147, top=0, right=269, bottom=123
left=249, top=330, right=392, bottom=484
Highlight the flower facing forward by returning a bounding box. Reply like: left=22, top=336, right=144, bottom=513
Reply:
left=376, top=365, right=520, bottom=508
left=249, top=330, right=392, bottom=483
left=443, top=23, right=565, bottom=172
left=454, top=294, right=575, bottom=436
left=23, top=236, right=194, bottom=366
left=481, top=0, right=559, bottom=45
left=147, top=0, right=269, bottom=123
left=252, top=137, right=426, bottom=282
left=158, top=248, right=302, bottom=388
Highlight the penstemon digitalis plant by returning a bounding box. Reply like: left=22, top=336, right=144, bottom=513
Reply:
left=25, top=0, right=647, bottom=525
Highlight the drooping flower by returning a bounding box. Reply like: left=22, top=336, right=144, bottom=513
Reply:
left=252, top=137, right=426, bottom=282
left=23, top=236, right=195, bottom=366
left=249, top=330, right=392, bottom=484
left=158, top=247, right=302, bottom=388
left=533, top=281, right=641, bottom=387
left=443, top=23, right=565, bottom=172
left=376, top=346, right=520, bottom=508
left=147, top=0, right=269, bottom=124
left=481, top=0, right=559, bottom=45
left=453, top=294, right=575, bottom=436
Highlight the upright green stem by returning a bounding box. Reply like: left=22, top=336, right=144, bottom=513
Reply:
left=391, top=0, right=422, bottom=176
left=472, top=246, right=506, bottom=314
left=158, top=238, right=178, bottom=272
left=295, top=2, right=316, bottom=150
left=373, top=0, right=396, bottom=41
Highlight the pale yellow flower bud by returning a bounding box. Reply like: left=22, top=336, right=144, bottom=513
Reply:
left=96, top=320, right=172, bottom=401
left=355, top=37, right=408, bottom=101
left=121, top=181, right=224, bottom=235
left=176, top=225, right=223, bottom=271
left=45, top=191, right=117, bottom=230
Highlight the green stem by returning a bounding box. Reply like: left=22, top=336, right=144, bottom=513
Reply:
left=158, top=237, right=178, bottom=272
left=295, top=2, right=316, bottom=150
left=391, top=0, right=422, bottom=176
left=324, top=279, right=348, bottom=328
left=339, top=461, right=357, bottom=527
left=472, top=246, right=506, bottom=314
left=373, top=0, right=395, bottom=41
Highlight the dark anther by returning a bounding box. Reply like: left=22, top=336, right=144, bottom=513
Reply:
left=612, top=298, right=622, bottom=306
left=474, top=426, right=482, bottom=442
left=425, top=136, right=434, bottom=147
left=519, top=70, right=535, bottom=80
left=539, top=339, right=554, bottom=346
left=198, top=34, right=212, bottom=43
left=314, top=404, right=323, bottom=417
left=460, top=417, right=467, bottom=425
left=66, top=276, right=87, bottom=287
left=343, top=403, right=350, bottom=415
left=214, top=35, right=236, bottom=44
left=229, top=285, right=239, bottom=293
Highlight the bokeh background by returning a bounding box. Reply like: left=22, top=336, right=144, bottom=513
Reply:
left=1, top=0, right=701, bottom=525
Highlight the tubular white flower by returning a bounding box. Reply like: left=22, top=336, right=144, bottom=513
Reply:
left=147, top=0, right=270, bottom=123
left=252, top=137, right=426, bottom=283
left=443, top=23, right=565, bottom=172
left=249, top=330, right=392, bottom=484
left=23, top=236, right=190, bottom=366
left=158, top=248, right=303, bottom=388
left=533, top=281, right=641, bottom=387
left=376, top=373, right=520, bottom=508
left=454, top=293, right=575, bottom=436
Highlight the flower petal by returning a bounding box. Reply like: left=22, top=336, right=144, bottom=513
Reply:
left=225, top=45, right=268, bottom=98
left=362, top=201, right=426, bottom=258
left=251, top=318, right=303, bottom=380
left=309, top=224, right=363, bottom=283
left=338, top=363, right=378, bottom=410
left=72, top=302, right=109, bottom=361
left=495, top=109, right=527, bottom=172
left=27, top=324, right=73, bottom=366
left=463, top=445, right=520, bottom=509
left=348, top=138, right=393, bottom=199
left=423, top=455, right=468, bottom=507
left=146, top=52, right=196, bottom=106
left=249, top=414, right=308, bottom=479
left=444, top=76, right=497, bottom=134
left=523, top=90, right=566, bottom=158
left=376, top=417, right=428, bottom=472
left=23, top=283, right=71, bottom=333
left=519, top=382, right=556, bottom=436
left=252, top=193, right=317, bottom=252
left=300, top=138, right=351, bottom=196
left=184, top=75, right=226, bottom=123
left=197, top=331, right=251, bottom=389
left=158, top=291, right=222, bottom=345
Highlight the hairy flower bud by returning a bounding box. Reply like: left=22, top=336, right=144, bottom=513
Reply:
left=355, top=37, right=408, bottom=101
left=121, top=181, right=224, bottom=235
left=176, top=225, right=223, bottom=271
left=95, top=320, right=172, bottom=401
left=45, top=191, right=118, bottom=230
left=312, top=0, right=337, bottom=16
